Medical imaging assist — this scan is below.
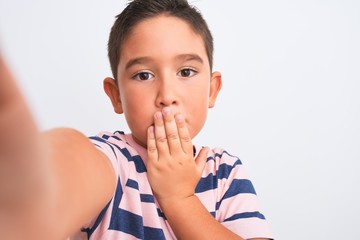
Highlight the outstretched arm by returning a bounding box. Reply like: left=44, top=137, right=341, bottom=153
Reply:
left=0, top=55, right=49, bottom=238
left=146, top=107, right=253, bottom=240
left=0, top=56, right=116, bottom=239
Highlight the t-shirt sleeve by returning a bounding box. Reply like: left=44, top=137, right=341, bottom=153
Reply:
left=215, top=150, right=274, bottom=239
left=77, top=133, right=126, bottom=234
left=89, top=134, right=121, bottom=178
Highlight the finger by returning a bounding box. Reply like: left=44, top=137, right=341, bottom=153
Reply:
left=194, top=147, right=209, bottom=175
left=153, top=111, right=170, bottom=156
left=175, top=113, right=193, bottom=154
left=162, top=107, right=182, bottom=154
left=0, top=56, right=23, bottom=105
left=147, top=126, right=158, bottom=162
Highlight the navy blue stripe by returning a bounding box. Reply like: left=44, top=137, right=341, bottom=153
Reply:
left=224, top=211, right=266, bottom=221
left=96, top=138, right=147, bottom=174
left=91, top=135, right=144, bottom=174
left=205, top=153, right=230, bottom=164
left=109, top=177, right=124, bottom=225
left=114, top=130, right=125, bottom=135
left=104, top=131, right=124, bottom=141
left=118, top=147, right=147, bottom=173
left=225, top=179, right=257, bottom=196
left=216, top=179, right=256, bottom=210
left=84, top=177, right=122, bottom=237
left=217, top=163, right=233, bottom=180
left=112, top=177, right=124, bottom=207
left=82, top=200, right=111, bottom=238
left=157, top=208, right=167, bottom=220
left=196, top=151, right=243, bottom=193
left=111, top=135, right=121, bottom=141
left=144, top=226, right=166, bottom=240
left=212, top=151, right=242, bottom=164
left=210, top=151, right=243, bottom=165
left=89, top=136, right=118, bottom=159
left=205, top=153, right=224, bottom=164
left=109, top=208, right=144, bottom=239
left=223, top=151, right=242, bottom=162
left=206, top=156, right=215, bottom=163
left=218, top=160, right=241, bottom=179
left=195, top=173, right=217, bottom=193
left=91, top=133, right=147, bottom=173
left=195, top=160, right=242, bottom=193
left=130, top=155, right=147, bottom=173
left=140, top=194, right=155, bottom=203
left=126, top=179, right=139, bottom=190
left=214, top=152, right=224, bottom=159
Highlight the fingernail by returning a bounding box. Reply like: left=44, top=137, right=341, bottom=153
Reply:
left=155, top=112, right=162, bottom=119
left=148, top=126, right=154, bottom=133
left=175, top=113, right=184, bottom=122
left=163, top=107, right=171, bottom=116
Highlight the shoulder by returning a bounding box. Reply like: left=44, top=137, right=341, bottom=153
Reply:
left=207, top=147, right=243, bottom=165
left=195, top=147, right=274, bottom=239
left=88, top=131, right=136, bottom=161
left=202, top=147, right=245, bottom=177
left=89, top=130, right=127, bottom=147
left=195, top=146, right=250, bottom=193
left=196, top=146, right=256, bottom=196
left=88, top=130, right=148, bottom=183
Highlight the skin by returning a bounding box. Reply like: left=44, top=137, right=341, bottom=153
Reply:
left=104, top=15, right=269, bottom=240
left=104, top=15, right=221, bottom=148
left=0, top=15, right=270, bottom=240
left=0, top=57, right=116, bottom=239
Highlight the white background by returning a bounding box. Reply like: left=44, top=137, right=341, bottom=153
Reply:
left=1, top=0, right=359, bottom=239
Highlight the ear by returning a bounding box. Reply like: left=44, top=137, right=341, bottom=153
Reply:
left=208, top=71, right=222, bottom=108
left=103, top=77, right=123, bottom=114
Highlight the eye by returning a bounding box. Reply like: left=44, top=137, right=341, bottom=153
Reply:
left=133, top=71, right=154, bottom=81
left=178, top=68, right=197, bottom=78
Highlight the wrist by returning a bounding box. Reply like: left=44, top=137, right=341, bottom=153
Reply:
left=157, top=194, right=205, bottom=222
left=156, top=195, right=243, bottom=240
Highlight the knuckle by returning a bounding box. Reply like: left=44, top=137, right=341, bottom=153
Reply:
left=177, top=120, right=185, bottom=127
left=181, top=135, right=191, bottom=143
left=148, top=146, right=157, bottom=153
left=167, top=132, right=178, bottom=141
left=157, top=136, right=167, bottom=143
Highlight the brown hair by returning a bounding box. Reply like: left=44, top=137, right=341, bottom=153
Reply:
left=108, top=0, right=214, bottom=81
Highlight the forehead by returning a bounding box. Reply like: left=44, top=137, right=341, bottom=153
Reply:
left=119, top=15, right=209, bottom=67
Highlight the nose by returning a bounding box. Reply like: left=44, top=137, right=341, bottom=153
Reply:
left=155, top=80, right=178, bottom=107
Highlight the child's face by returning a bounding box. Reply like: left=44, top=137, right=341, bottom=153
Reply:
left=104, top=15, right=222, bottom=147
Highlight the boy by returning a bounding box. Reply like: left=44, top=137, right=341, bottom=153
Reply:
left=0, top=0, right=273, bottom=239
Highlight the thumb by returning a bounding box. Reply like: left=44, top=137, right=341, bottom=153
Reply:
left=194, top=146, right=209, bottom=175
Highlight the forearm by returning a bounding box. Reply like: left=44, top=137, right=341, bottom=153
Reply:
left=159, top=195, right=244, bottom=240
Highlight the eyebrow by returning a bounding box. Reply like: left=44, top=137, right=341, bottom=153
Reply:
left=124, top=54, right=204, bottom=70
left=125, top=57, right=152, bottom=70
left=175, top=54, right=204, bottom=65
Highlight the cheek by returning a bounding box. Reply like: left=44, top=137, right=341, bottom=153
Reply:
left=121, top=92, right=154, bottom=145
left=123, top=96, right=152, bottom=127
left=123, top=110, right=149, bottom=147
left=121, top=88, right=149, bottom=117
left=185, top=91, right=210, bottom=138
left=189, top=85, right=210, bottom=111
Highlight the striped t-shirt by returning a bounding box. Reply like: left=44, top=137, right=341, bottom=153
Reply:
left=71, top=131, right=273, bottom=239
